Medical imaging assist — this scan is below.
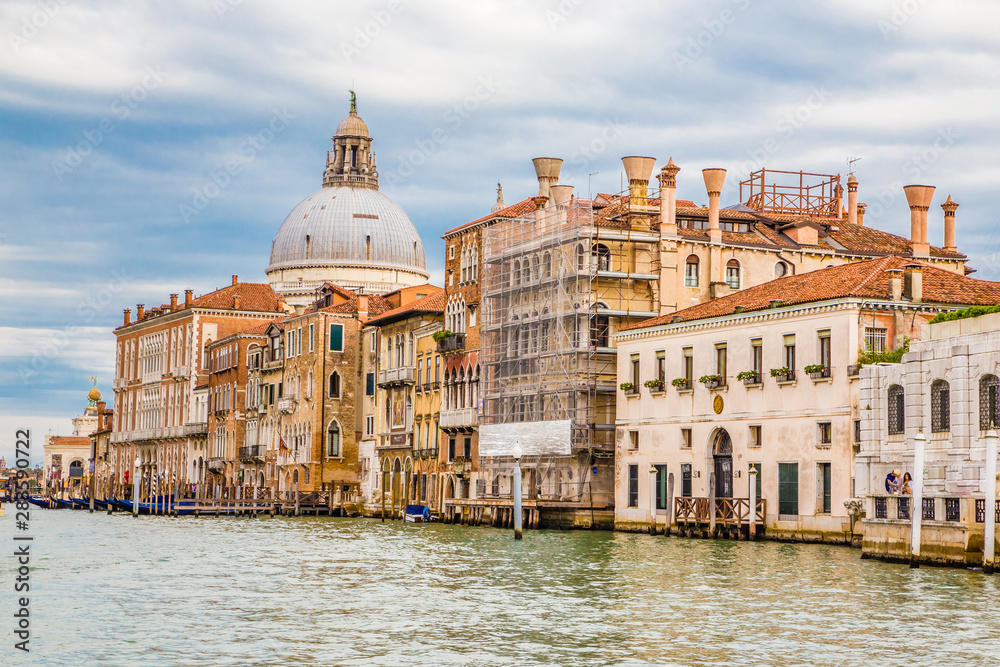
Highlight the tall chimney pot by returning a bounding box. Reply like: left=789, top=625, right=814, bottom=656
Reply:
left=702, top=168, right=726, bottom=243
left=941, top=195, right=959, bottom=253
left=532, top=157, right=563, bottom=204
left=136, top=304, right=145, bottom=320
left=621, top=156, right=656, bottom=205
left=169, top=294, right=178, bottom=310
left=123, top=308, right=131, bottom=326
left=232, top=274, right=238, bottom=286
left=550, top=184, right=574, bottom=206
left=657, top=158, right=681, bottom=236
left=847, top=174, right=859, bottom=225
left=903, top=184, right=935, bottom=256
left=184, top=289, right=193, bottom=307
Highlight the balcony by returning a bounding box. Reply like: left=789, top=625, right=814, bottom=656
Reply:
left=436, top=333, right=466, bottom=354
left=441, top=407, right=478, bottom=430
left=207, top=458, right=227, bottom=473
left=239, top=445, right=265, bottom=461
left=414, top=448, right=439, bottom=460
left=183, top=422, right=208, bottom=436
left=378, top=366, right=415, bottom=388
left=277, top=398, right=295, bottom=414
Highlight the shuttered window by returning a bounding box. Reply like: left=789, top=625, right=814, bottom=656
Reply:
left=329, top=323, right=344, bottom=352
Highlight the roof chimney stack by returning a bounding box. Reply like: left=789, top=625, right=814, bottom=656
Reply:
left=232, top=274, right=238, bottom=286
left=136, top=304, right=145, bottom=320
left=657, top=158, right=681, bottom=237
left=123, top=308, right=131, bottom=326
left=550, top=184, right=574, bottom=206
left=184, top=289, right=193, bottom=307
left=941, top=195, right=959, bottom=253
left=169, top=294, right=178, bottom=310
left=233, top=294, right=240, bottom=310
left=904, top=265, right=923, bottom=302
left=847, top=174, right=859, bottom=225
left=532, top=157, right=563, bottom=205
left=358, top=294, right=369, bottom=322
left=903, top=185, right=935, bottom=257
left=621, top=156, right=656, bottom=205
left=857, top=203, right=866, bottom=226
left=702, top=168, right=726, bottom=244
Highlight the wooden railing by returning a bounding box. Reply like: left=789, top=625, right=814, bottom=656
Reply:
left=674, top=497, right=765, bottom=526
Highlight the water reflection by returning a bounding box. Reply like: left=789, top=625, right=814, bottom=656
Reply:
left=1, top=512, right=998, bottom=666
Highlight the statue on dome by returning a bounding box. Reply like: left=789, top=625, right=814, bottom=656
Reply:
left=349, top=90, right=357, bottom=114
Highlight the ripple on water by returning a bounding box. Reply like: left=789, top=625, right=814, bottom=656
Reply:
left=0, top=512, right=998, bottom=666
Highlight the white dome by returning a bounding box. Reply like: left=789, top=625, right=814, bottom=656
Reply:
left=267, top=186, right=427, bottom=275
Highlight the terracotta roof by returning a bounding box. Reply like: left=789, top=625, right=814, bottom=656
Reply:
left=365, top=288, right=446, bottom=326
left=190, top=282, right=282, bottom=312
left=621, top=256, right=1000, bottom=331
left=317, top=293, right=393, bottom=317
left=445, top=197, right=538, bottom=236
left=319, top=282, right=358, bottom=300
left=237, top=319, right=285, bottom=336
left=46, top=436, right=90, bottom=447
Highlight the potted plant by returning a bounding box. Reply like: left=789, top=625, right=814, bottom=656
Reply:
left=699, top=374, right=722, bottom=389
left=432, top=329, right=454, bottom=343
left=805, top=363, right=828, bottom=379
left=671, top=377, right=691, bottom=391
left=737, top=370, right=760, bottom=385
left=770, top=366, right=792, bottom=382
left=620, top=381, right=635, bottom=394
left=644, top=378, right=664, bottom=392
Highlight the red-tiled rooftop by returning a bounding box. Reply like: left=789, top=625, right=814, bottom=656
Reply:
left=444, top=197, right=538, bottom=236
left=620, top=256, right=1000, bottom=332
left=365, top=288, right=446, bottom=326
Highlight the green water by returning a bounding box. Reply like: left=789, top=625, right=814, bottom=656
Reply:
left=1, top=511, right=998, bottom=666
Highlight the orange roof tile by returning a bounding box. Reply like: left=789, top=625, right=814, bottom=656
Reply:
left=445, top=197, right=538, bottom=236
left=190, top=282, right=282, bottom=312
left=621, top=256, right=1000, bottom=331
left=365, top=288, right=446, bottom=326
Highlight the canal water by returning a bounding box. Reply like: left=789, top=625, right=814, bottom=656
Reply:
left=2, top=511, right=999, bottom=666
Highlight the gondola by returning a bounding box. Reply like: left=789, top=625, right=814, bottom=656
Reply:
left=27, top=496, right=59, bottom=509
left=51, top=497, right=75, bottom=509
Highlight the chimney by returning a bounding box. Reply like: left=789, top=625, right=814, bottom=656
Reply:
left=550, top=184, right=574, bottom=206
left=123, top=308, right=131, bottom=326
left=232, top=274, right=239, bottom=286
left=657, top=158, right=681, bottom=236
left=941, top=195, right=959, bottom=253
left=169, top=294, right=178, bottom=310
left=887, top=269, right=903, bottom=301
left=834, top=183, right=844, bottom=220
left=847, top=174, right=858, bottom=225
left=702, top=168, right=726, bottom=244
left=136, top=304, right=145, bottom=320
left=531, top=157, right=563, bottom=205
left=233, top=294, right=240, bottom=310
left=532, top=195, right=548, bottom=211
left=857, top=203, right=866, bottom=226
left=96, top=401, right=107, bottom=429
left=903, top=184, right=935, bottom=257
left=358, top=294, right=369, bottom=322
left=184, top=289, right=193, bottom=307
left=904, top=265, right=923, bottom=302
left=621, top=156, right=656, bottom=205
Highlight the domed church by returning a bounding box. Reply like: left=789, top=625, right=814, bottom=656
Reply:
left=266, top=93, right=430, bottom=304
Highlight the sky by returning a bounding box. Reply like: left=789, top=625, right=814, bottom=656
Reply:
left=2, top=0, right=1000, bottom=464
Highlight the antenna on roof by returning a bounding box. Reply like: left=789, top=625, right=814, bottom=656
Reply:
left=847, top=156, right=861, bottom=176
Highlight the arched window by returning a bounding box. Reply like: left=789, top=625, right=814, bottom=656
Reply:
left=329, top=371, right=341, bottom=399
left=888, top=385, right=905, bottom=435
left=327, top=420, right=341, bottom=457
left=774, top=261, right=788, bottom=278
left=685, top=255, right=700, bottom=287
left=931, top=380, right=950, bottom=432
left=543, top=252, right=552, bottom=278
left=532, top=256, right=540, bottom=283
left=592, top=243, right=611, bottom=272
left=980, top=375, right=999, bottom=430
left=726, top=259, right=741, bottom=289
left=576, top=245, right=585, bottom=272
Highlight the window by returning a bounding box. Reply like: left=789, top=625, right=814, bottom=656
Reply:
left=448, top=438, right=456, bottom=461
left=365, top=415, right=374, bottom=437
left=628, top=430, right=639, bottom=450
left=656, top=351, right=665, bottom=384
left=655, top=465, right=668, bottom=510
left=449, top=245, right=455, bottom=259
left=327, top=421, right=341, bottom=457
left=774, top=261, right=788, bottom=278
left=854, top=419, right=861, bottom=443
left=463, top=437, right=471, bottom=459
left=888, top=385, right=905, bottom=435
left=931, top=380, right=950, bottom=432
left=980, top=375, right=999, bottom=430
left=365, top=372, right=375, bottom=397
left=725, top=259, right=740, bottom=289
left=818, top=462, right=832, bottom=514
left=680, top=428, right=692, bottom=449
left=675, top=464, right=692, bottom=498
left=329, top=372, right=341, bottom=399
left=865, top=327, right=887, bottom=354
left=329, top=323, right=344, bottom=352
left=817, top=422, right=832, bottom=445
left=749, top=425, right=761, bottom=448
left=817, top=331, right=831, bottom=376
left=783, top=334, right=796, bottom=379
left=309, top=324, right=315, bottom=352
left=434, top=356, right=441, bottom=384
left=778, top=462, right=799, bottom=517
left=593, top=243, right=611, bottom=272
left=685, top=255, right=699, bottom=287
left=627, top=464, right=638, bottom=508
left=715, top=343, right=727, bottom=384
left=751, top=339, right=763, bottom=380
left=682, top=347, right=693, bottom=386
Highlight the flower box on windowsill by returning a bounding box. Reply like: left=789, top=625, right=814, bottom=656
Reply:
left=743, top=378, right=763, bottom=388
left=810, top=373, right=832, bottom=383
left=671, top=379, right=691, bottom=392
left=774, top=373, right=795, bottom=384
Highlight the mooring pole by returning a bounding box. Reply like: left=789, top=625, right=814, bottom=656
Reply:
left=749, top=464, right=758, bottom=540
left=649, top=465, right=658, bottom=535
left=513, top=443, right=523, bottom=540
left=132, top=458, right=140, bottom=517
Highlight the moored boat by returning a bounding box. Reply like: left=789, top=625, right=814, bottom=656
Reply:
left=404, top=504, right=433, bottom=523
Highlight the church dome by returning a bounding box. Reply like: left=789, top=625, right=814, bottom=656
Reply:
left=267, top=186, right=426, bottom=275
left=336, top=111, right=369, bottom=138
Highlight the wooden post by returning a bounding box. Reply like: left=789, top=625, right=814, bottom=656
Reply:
left=709, top=471, right=716, bottom=538
left=911, top=433, right=926, bottom=568
left=294, top=474, right=300, bottom=517
left=748, top=464, right=758, bottom=540
left=649, top=465, right=658, bottom=535
left=666, top=472, right=675, bottom=537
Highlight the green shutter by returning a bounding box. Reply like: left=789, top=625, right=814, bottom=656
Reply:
left=329, top=323, right=343, bottom=351
left=778, top=463, right=798, bottom=516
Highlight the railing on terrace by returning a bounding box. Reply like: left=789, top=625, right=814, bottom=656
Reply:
left=868, top=495, right=999, bottom=523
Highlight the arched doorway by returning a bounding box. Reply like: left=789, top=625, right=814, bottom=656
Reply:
left=392, top=458, right=402, bottom=517
left=713, top=429, right=733, bottom=499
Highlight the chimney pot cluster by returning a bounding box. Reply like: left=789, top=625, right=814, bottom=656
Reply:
left=136, top=304, right=145, bottom=320
left=903, top=184, right=935, bottom=256
left=531, top=157, right=563, bottom=206
left=621, top=156, right=656, bottom=204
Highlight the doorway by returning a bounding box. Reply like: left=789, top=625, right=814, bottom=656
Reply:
left=713, top=430, right=733, bottom=499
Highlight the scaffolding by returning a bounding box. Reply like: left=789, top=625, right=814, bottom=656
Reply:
left=479, top=195, right=659, bottom=467
left=740, top=169, right=842, bottom=218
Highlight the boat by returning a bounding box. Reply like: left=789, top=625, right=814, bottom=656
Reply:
left=404, top=504, right=433, bottom=523
left=51, top=497, right=76, bottom=509
left=27, top=496, right=58, bottom=509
